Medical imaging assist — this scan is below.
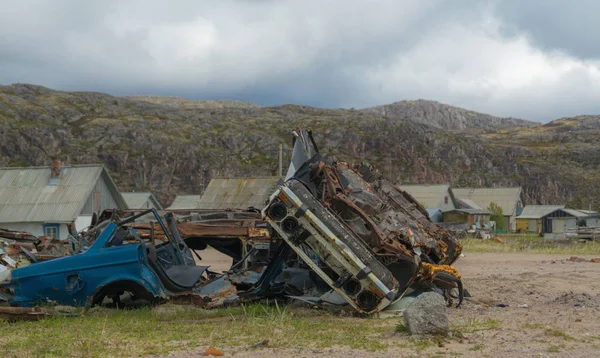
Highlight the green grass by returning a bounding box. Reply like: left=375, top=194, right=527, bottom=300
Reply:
left=545, top=329, right=575, bottom=341
left=0, top=303, right=394, bottom=357
left=547, top=344, right=566, bottom=353
left=469, top=343, right=485, bottom=351
left=461, top=234, right=600, bottom=254
left=451, top=318, right=502, bottom=335
left=411, top=338, right=434, bottom=351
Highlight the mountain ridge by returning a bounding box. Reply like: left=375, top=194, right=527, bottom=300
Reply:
left=0, top=83, right=598, bottom=209
left=363, top=99, right=538, bottom=130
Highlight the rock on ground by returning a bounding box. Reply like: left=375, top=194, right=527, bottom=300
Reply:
left=403, top=291, right=449, bottom=336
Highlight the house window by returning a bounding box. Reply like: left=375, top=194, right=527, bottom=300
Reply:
left=444, top=196, right=448, bottom=205
left=43, top=224, right=60, bottom=239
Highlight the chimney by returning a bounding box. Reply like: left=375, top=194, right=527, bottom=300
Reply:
left=50, top=159, right=62, bottom=179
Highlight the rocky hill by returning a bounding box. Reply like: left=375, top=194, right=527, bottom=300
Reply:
left=0, top=83, right=598, bottom=209
left=123, top=95, right=260, bottom=110
left=363, top=99, right=538, bottom=130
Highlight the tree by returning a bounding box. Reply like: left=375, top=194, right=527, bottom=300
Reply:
left=488, top=201, right=506, bottom=231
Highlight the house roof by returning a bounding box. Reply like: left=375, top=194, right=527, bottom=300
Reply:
left=197, top=177, right=281, bottom=210
left=451, top=187, right=522, bottom=216
left=456, top=198, right=483, bottom=210
left=399, top=184, right=453, bottom=210
left=0, top=164, right=127, bottom=223
left=121, top=192, right=163, bottom=210
left=517, top=205, right=565, bottom=219
left=167, top=195, right=202, bottom=210
left=447, top=208, right=491, bottom=215
left=577, top=210, right=599, bottom=215
left=562, top=209, right=600, bottom=218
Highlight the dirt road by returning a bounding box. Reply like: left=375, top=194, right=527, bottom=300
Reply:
left=181, top=251, right=600, bottom=357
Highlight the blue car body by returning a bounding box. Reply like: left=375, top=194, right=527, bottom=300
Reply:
left=7, top=222, right=169, bottom=307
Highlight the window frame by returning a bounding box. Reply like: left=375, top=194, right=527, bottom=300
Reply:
left=43, top=223, right=60, bottom=239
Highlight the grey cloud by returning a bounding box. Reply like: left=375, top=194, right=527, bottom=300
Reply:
left=495, top=0, right=600, bottom=59
left=1, top=1, right=600, bottom=122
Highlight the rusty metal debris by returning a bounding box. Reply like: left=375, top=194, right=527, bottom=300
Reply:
left=0, top=129, right=463, bottom=317
left=263, top=129, right=463, bottom=313
left=0, top=306, right=53, bottom=322
left=1, top=229, right=75, bottom=285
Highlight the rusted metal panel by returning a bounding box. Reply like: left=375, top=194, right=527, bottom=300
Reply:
left=0, top=306, right=53, bottom=321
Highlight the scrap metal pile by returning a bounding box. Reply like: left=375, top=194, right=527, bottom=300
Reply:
left=0, top=128, right=463, bottom=316
left=1, top=228, right=74, bottom=285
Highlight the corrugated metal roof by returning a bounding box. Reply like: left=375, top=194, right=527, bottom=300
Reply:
left=197, top=177, right=281, bottom=210
left=399, top=184, right=451, bottom=209
left=0, top=165, right=126, bottom=223
left=167, top=195, right=202, bottom=210
left=452, top=187, right=522, bottom=216
left=517, top=205, right=565, bottom=219
left=448, top=208, right=491, bottom=215
left=456, top=198, right=482, bottom=210
left=562, top=209, right=600, bottom=218
left=121, top=192, right=163, bottom=210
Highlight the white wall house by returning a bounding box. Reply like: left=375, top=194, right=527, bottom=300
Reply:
left=0, top=164, right=128, bottom=239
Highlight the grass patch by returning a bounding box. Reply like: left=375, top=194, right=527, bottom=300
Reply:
left=461, top=234, right=600, bottom=255
left=452, top=318, right=502, bottom=334
left=411, top=338, right=434, bottom=351
left=395, top=322, right=410, bottom=333
left=0, top=303, right=394, bottom=357
left=547, top=344, right=565, bottom=353
left=545, top=328, right=575, bottom=341
left=469, top=343, right=485, bottom=351
left=523, top=323, right=545, bottom=329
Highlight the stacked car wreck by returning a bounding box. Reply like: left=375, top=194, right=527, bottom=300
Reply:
left=0, top=128, right=463, bottom=316
left=263, top=129, right=463, bottom=313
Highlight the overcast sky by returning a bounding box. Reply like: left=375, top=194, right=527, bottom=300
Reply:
left=1, top=0, right=600, bottom=122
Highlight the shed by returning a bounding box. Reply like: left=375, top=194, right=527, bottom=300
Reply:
left=0, top=164, right=127, bottom=238
left=562, top=209, right=600, bottom=227
left=443, top=208, right=491, bottom=228
left=516, top=205, right=576, bottom=234
left=121, top=192, right=162, bottom=210
left=399, top=184, right=456, bottom=212
left=197, top=177, right=281, bottom=210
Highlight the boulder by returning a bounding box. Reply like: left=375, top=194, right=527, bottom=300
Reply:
left=403, top=292, right=449, bottom=336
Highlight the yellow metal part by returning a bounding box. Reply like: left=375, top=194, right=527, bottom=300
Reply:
left=419, top=262, right=461, bottom=281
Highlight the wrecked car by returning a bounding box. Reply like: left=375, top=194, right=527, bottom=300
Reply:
left=263, top=129, right=463, bottom=314
left=100, top=208, right=327, bottom=308
left=1, top=209, right=206, bottom=307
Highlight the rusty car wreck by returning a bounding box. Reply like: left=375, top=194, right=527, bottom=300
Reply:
left=263, top=129, right=463, bottom=314
left=0, top=128, right=463, bottom=316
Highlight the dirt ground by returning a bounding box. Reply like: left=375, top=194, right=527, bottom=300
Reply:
left=178, top=250, right=600, bottom=357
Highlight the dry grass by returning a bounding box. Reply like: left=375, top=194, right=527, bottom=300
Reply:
left=461, top=234, right=600, bottom=255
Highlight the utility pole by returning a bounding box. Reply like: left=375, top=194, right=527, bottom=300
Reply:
left=278, top=143, right=283, bottom=178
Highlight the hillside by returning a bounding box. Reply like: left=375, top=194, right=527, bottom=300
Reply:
left=474, top=115, right=600, bottom=209
left=123, top=96, right=260, bottom=110
left=363, top=99, right=538, bottom=130
left=0, top=83, right=598, bottom=209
